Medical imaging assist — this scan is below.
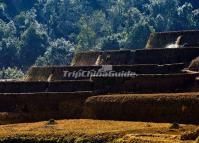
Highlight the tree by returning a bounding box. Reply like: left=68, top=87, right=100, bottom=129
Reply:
left=125, top=7, right=144, bottom=31
left=0, top=2, right=9, bottom=22
left=38, top=0, right=80, bottom=39
left=0, top=37, right=20, bottom=68
left=175, top=2, right=196, bottom=30
left=0, top=67, right=24, bottom=79
left=77, top=11, right=112, bottom=51
left=19, top=23, right=48, bottom=69
left=0, top=0, right=199, bottom=70
left=0, top=20, right=16, bottom=40
left=100, top=35, right=120, bottom=51
left=125, top=22, right=155, bottom=49
left=193, top=9, right=199, bottom=27
left=14, top=9, right=37, bottom=36
left=2, top=0, right=35, bottom=16
left=152, top=14, right=166, bottom=32
left=35, top=38, right=75, bottom=66
left=77, top=17, right=97, bottom=51
left=0, top=20, right=19, bottom=68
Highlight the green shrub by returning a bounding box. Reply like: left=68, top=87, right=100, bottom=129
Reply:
left=169, top=123, right=180, bottom=129
left=47, top=119, right=56, bottom=125
left=0, top=67, right=24, bottom=79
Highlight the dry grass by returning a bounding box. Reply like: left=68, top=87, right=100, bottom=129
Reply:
left=0, top=119, right=197, bottom=142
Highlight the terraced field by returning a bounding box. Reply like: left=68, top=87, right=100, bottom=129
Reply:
left=1, top=31, right=199, bottom=142
left=0, top=119, right=198, bottom=143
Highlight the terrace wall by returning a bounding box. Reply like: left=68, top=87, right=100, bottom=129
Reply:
left=0, top=81, right=93, bottom=93
left=146, top=30, right=199, bottom=49
left=92, top=73, right=198, bottom=93
left=83, top=93, right=199, bottom=124
left=134, top=48, right=199, bottom=65
left=26, top=63, right=185, bottom=81
left=0, top=92, right=94, bottom=124
left=71, top=51, right=102, bottom=66
left=72, top=48, right=199, bottom=66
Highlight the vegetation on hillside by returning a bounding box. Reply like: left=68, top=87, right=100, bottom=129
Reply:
left=0, top=67, right=24, bottom=79
left=0, top=0, right=199, bottom=78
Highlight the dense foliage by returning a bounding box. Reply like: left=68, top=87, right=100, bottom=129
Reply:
left=0, top=0, right=199, bottom=77
left=0, top=67, right=24, bottom=79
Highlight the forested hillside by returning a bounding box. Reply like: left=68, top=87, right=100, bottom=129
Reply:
left=0, top=0, right=199, bottom=77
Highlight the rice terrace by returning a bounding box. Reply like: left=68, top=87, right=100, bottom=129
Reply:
left=0, top=30, right=198, bottom=143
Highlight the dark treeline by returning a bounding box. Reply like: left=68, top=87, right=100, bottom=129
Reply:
left=0, top=0, right=199, bottom=77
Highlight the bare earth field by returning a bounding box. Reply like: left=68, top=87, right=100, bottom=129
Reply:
left=0, top=119, right=198, bottom=143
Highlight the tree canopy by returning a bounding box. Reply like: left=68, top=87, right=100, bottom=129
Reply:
left=0, top=0, right=198, bottom=76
